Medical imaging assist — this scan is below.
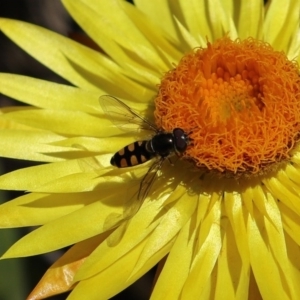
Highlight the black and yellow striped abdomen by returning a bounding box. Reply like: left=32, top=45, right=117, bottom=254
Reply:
left=110, top=141, right=154, bottom=168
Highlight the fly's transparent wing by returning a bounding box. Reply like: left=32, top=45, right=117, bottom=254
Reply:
left=102, top=160, right=164, bottom=247
left=99, top=95, right=157, bottom=132
left=138, top=157, right=165, bottom=201
left=103, top=186, right=139, bottom=247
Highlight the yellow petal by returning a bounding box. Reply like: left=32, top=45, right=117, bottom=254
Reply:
left=0, top=159, right=98, bottom=191
left=135, top=0, right=179, bottom=41
left=280, top=204, right=300, bottom=298
left=248, top=203, right=296, bottom=299
left=173, top=17, right=203, bottom=48
left=1, top=195, right=126, bottom=257
left=27, top=233, right=109, bottom=300
left=263, top=175, right=300, bottom=216
left=264, top=0, right=299, bottom=53
left=181, top=197, right=222, bottom=299
left=65, top=0, right=167, bottom=72
left=1, top=108, right=115, bottom=137
left=150, top=208, right=196, bottom=299
left=285, top=163, right=300, bottom=186
left=248, top=270, right=263, bottom=300
left=286, top=15, right=300, bottom=61
left=206, top=0, right=236, bottom=39
left=0, top=18, right=99, bottom=90
left=279, top=201, right=300, bottom=246
left=284, top=233, right=300, bottom=300
left=49, top=136, right=134, bottom=155
left=240, top=185, right=254, bottom=215
left=215, top=215, right=249, bottom=299
left=237, top=0, right=263, bottom=39
left=0, top=191, right=109, bottom=227
left=63, top=0, right=170, bottom=93
left=121, top=1, right=183, bottom=62
left=225, top=191, right=250, bottom=269
left=0, top=129, right=65, bottom=161
left=69, top=237, right=173, bottom=300
left=0, top=73, right=100, bottom=113
left=178, top=0, right=213, bottom=40
left=74, top=189, right=169, bottom=281
left=0, top=116, right=33, bottom=130
left=0, top=18, right=149, bottom=99
left=131, top=190, right=197, bottom=277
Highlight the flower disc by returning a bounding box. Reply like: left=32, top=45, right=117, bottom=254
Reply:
left=155, top=37, right=300, bottom=175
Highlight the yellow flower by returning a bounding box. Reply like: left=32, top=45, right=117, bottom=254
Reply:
left=0, top=1, right=300, bottom=299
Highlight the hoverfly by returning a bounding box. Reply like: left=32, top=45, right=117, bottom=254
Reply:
left=99, top=95, right=190, bottom=202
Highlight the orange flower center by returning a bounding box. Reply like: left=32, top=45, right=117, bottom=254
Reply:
left=155, top=37, right=300, bottom=175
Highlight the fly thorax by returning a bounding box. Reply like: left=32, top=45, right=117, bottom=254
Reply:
left=150, top=133, right=174, bottom=157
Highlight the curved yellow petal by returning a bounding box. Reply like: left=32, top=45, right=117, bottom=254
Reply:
left=63, top=0, right=167, bottom=74
left=181, top=197, right=222, bottom=299
left=135, top=0, right=178, bottom=41
left=0, top=191, right=110, bottom=227
left=263, top=175, right=300, bottom=216
left=0, top=73, right=100, bottom=113
left=49, top=136, right=134, bottom=156
left=74, top=191, right=168, bottom=281
left=215, top=217, right=249, bottom=299
left=248, top=204, right=296, bottom=300
left=174, top=17, right=203, bottom=48
left=285, top=163, right=300, bottom=185
left=206, top=0, right=236, bottom=39
left=131, top=191, right=197, bottom=276
left=286, top=20, right=300, bottom=62
left=27, top=234, right=108, bottom=300
left=0, top=18, right=153, bottom=101
left=69, top=238, right=173, bottom=300
left=178, top=0, right=213, bottom=41
left=237, top=0, right=263, bottom=39
left=0, top=158, right=110, bottom=192
left=1, top=197, right=125, bottom=258
left=225, top=191, right=250, bottom=271
left=0, top=18, right=100, bottom=90
left=248, top=270, right=262, bottom=300
left=150, top=205, right=197, bottom=299
left=284, top=233, right=300, bottom=300
left=264, top=0, right=300, bottom=53
left=121, top=2, right=183, bottom=63
left=0, top=108, right=115, bottom=137
left=0, top=129, right=65, bottom=161
left=279, top=202, right=300, bottom=246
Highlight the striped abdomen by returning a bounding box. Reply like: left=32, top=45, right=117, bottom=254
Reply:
left=111, top=141, right=154, bottom=168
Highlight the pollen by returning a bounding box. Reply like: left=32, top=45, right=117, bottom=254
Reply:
left=155, top=37, right=300, bottom=175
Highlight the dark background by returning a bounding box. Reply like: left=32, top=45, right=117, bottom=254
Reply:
left=0, top=1, right=153, bottom=299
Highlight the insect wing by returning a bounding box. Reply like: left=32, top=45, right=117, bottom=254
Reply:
left=103, top=159, right=163, bottom=233
left=138, top=158, right=165, bottom=201
left=99, top=95, right=157, bottom=132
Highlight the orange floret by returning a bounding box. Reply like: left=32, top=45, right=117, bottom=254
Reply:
left=155, top=37, right=300, bottom=174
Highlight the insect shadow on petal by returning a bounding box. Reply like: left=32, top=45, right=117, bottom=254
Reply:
left=99, top=95, right=191, bottom=231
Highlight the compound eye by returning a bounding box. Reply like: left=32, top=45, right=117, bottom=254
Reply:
left=173, top=128, right=188, bottom=152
